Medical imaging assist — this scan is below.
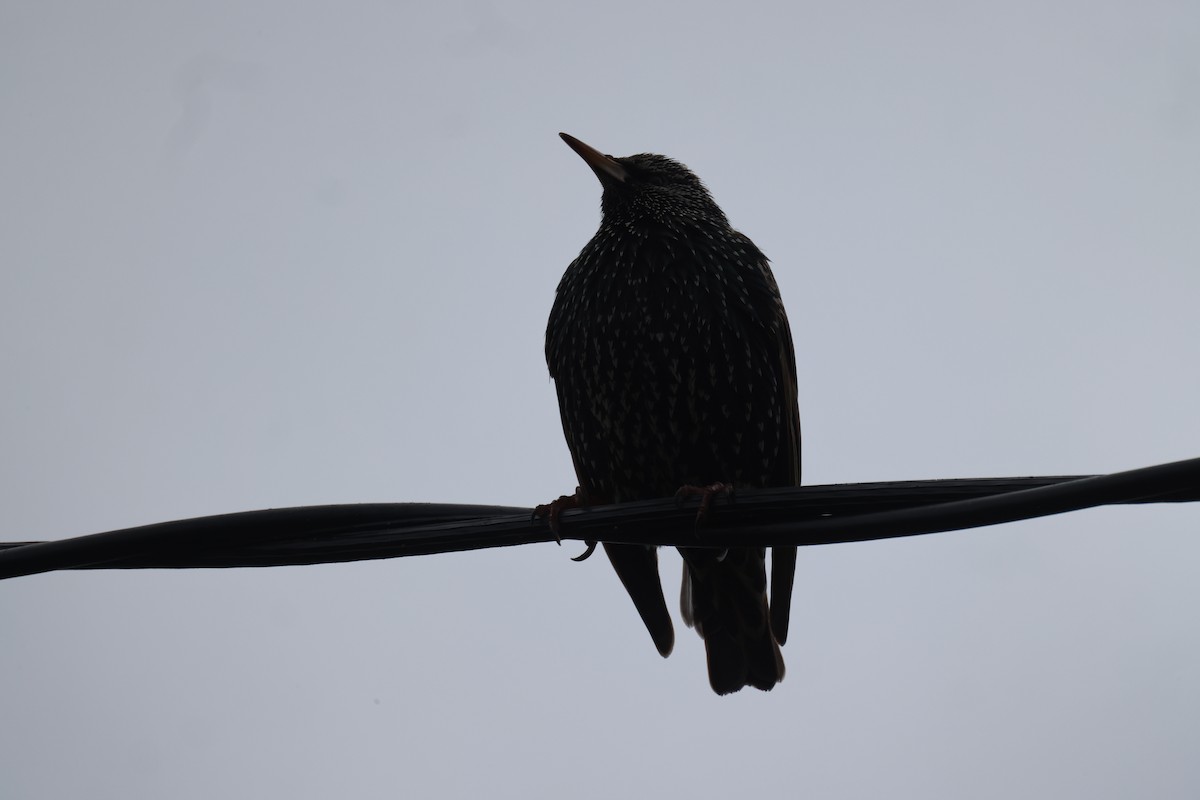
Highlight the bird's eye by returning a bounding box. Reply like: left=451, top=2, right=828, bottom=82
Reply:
left=628, top=167, right=663, bottom=186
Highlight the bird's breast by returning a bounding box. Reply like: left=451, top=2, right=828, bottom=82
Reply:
left=547, top=226, right=784, bottom=499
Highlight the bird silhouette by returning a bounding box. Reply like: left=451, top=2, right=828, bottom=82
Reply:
left=545, top=133, right=801, bottom=694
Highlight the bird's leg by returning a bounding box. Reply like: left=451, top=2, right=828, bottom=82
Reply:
left=674, top=482, right=735, bottom=528
left=533, top=488, right=597, bottom=560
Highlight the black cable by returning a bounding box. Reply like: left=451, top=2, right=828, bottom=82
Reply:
left=0, top=457, right=1196, bottom=582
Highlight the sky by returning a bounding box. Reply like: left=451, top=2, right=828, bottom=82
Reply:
left=2, top=1, right=1199, bottom=797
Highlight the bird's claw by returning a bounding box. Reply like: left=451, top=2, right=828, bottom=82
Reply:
left=674, top=481, right=734, bottom=528
left=532, top=489, right=584, bottom=546
left=571, top=541, right=598, bottom=562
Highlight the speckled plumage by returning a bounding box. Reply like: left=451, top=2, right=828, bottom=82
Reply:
left=546, top=134, right=801, bottom=695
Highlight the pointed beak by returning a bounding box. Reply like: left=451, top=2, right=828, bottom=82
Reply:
left=560, top=132, right=628, bottom=186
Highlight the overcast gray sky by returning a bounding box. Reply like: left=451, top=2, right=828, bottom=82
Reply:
left=3, top=2, right=1199, bottom=798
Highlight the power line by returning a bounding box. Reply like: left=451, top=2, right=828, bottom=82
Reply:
left=1, top=456, right=1196, bottom=582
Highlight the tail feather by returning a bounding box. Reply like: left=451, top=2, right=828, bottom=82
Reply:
left=680, top=546, right=785, bottom=694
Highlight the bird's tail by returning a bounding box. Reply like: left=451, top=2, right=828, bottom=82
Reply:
left=680, top=546, right=785, bottom=695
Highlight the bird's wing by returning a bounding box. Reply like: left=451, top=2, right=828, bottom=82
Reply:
left=738, top=250, right=802, bottom=646
left=602, top=543, right=674, bottom=657
left=771, top=292, right=802, bottom=489
left=553, top=388, right=676, bottom=659
left=769, top=304, right=801, bottom=644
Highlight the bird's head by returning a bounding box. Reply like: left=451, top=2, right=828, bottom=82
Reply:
left=560, top=133, right=727, bottom=226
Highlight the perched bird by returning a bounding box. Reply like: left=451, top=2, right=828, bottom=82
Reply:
left=545, top=133, right=801, bottom=695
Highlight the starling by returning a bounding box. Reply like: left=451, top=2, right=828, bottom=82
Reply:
left=546, top=133, right=801, bottom=695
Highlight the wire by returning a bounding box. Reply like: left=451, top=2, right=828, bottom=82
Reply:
left=0, top=457, right=1196, bottom=582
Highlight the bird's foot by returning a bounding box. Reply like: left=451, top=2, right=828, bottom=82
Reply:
left=533, top=489, right=597, bottom=559
left=674, top=482, right=735, bottom=528
left=532, top=491, right=581, bottom=543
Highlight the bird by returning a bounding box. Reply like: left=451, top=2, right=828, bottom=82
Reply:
left=545, top=133, right=801, bottom=695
